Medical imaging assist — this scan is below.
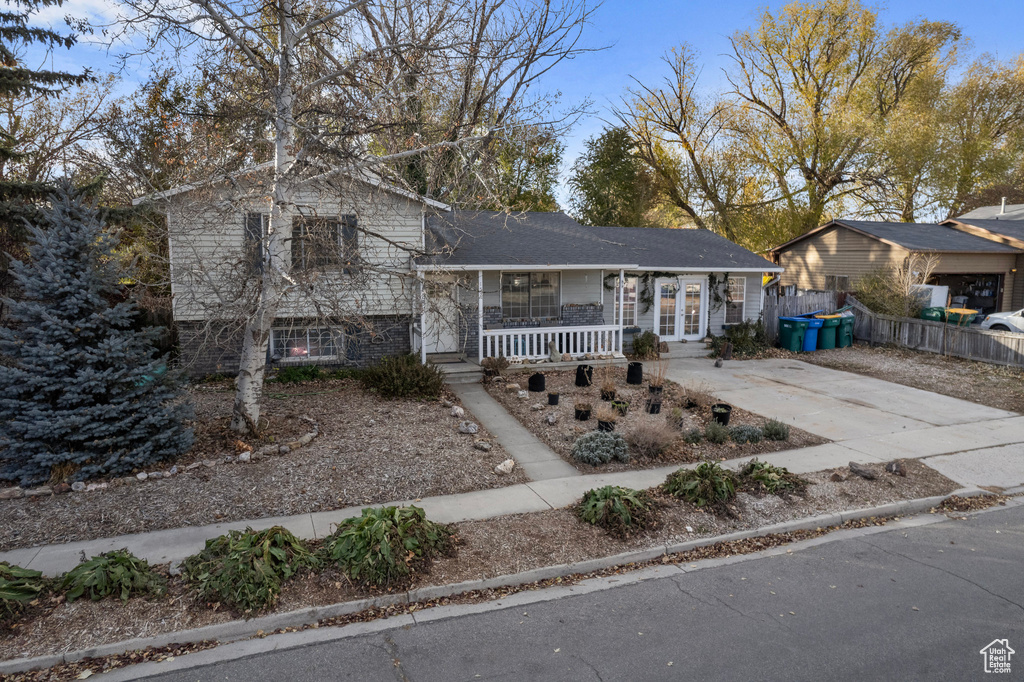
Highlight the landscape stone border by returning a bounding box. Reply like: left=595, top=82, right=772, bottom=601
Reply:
left=0, top=418, right=320, bottom=501
left=0, top=486, right=1008, bottom=677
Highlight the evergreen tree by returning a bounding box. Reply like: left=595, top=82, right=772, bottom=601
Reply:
left=568, top=127, right=662, bottom=227
left=0, top=184, right=193, bottom=486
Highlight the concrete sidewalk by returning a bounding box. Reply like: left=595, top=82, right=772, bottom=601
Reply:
left=4, top=356, right=1024, bottom=577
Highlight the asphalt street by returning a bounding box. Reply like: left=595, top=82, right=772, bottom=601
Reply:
left=144, top=504, right=1024, bottom=682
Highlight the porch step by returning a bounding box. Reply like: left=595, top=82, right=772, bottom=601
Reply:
left=661, top=341, right=711, bottom=359
left=435, top=359, right=484, bottom=385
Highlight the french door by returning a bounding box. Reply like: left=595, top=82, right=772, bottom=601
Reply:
left=655, top=277, right=706, bottom=342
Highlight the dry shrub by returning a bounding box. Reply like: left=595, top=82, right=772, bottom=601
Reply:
left=625, top=417, right=677, bottom=459
left=595, top=404, right=619, bottom=423
left=682, top=380, right=714, bottom=408
left=648, top=360, right=669, bottom=388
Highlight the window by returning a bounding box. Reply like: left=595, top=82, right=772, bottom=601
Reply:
left=500, top=272, right=561, bottom=320
left=725, top=277, right=746, bottom=324
left=291, top=215, right=358, bottom=271
left=825, top=275, right=850, bottom=291
left=614, top=276, right=639, bottom=326
left=244, top=212, right=266, bottom=272
left=271, top=327, right=341, bottom=360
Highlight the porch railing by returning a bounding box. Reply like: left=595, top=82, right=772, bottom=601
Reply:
left=481, top=324, right=622, bottom=360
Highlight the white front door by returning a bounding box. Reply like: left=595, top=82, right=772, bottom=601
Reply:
left=678, top=277, right=707, bottom=341
left=424, top=276, right=460, bottom=354
left=654, top=278, right=680, bottom=341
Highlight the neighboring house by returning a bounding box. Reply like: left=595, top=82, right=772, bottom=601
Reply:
left=418, top=211, right=782, bottom=362
left=143, top=172, right=780, bottom=374
left=944, top=204, right=1024, bottom=311
left=769, top=220, right=1024, bottom=315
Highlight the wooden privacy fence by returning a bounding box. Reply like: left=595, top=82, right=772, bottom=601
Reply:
left=762, top=291, right=841, bottom=341
left=846, top=296, right=1024, bottom=367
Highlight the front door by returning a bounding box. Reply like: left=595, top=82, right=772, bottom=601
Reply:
left=654, top=278, right=680, bottom=341
left=424, top=276, right=460, bottom=354
left=678, top=278, right=706, bottom=341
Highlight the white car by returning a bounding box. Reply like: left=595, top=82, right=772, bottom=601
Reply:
left=978, top=309, right=1024, bottom=333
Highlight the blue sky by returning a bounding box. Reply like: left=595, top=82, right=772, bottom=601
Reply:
left=20, top=0, right=1024, bottom=205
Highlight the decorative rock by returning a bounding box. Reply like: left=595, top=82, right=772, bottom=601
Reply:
left=658, top=341, right=670, bottom=353
left=561, top=353, right=572, bottom=362
left=451, top=406, right=466, bottom=418
left=473, top=439, right=492, bottom=452
left=517, top=390, right=529, bottom=399
left=223, top=456, right=235, bottom=464
left=0, top=487, right=25, bottom=500
left=494, top=458, right=516, bottom=474
left=714, top=359, right=724, bottom=368
left=546, top=413, right=559, bottom=425
left=238, top=451, right=251, bottom=463
left=202, top=459, right=217, bottom=468
left=26, top=486, right=51, bottom=497
left=458, top=421, right=479, bottom=434
left=185, top=462, right=202, bottom=471
left=136, top=472, right=149, bottom=481
left=85, top=483, right=107, bottom=492
left=442, top=399, right=454, bottom=408
left=71, top=482, right=86, bottom=492
left=279, top=445, right=291, bottom=455
left=53, top=482, right=72, bottom=494
left=506, top=382, right=521, bottom=391
left=829, top=472, right=845, bottom=482
left=848, top=461, right=877, bottom=480
left=169, top=465, right=178, bottom=475
left=885, top=460, right=908, bottom=477
left=530, top=403, right=545, bottom=411
left=149, top=472, right=163, bottom=480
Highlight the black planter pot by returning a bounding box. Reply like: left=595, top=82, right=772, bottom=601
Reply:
left=649, top=384, right=664, bottom=395
left=574, top=408, right=591, bottom=421
left=597, top=420, right=615, bottom=432
left=626, top=361, right=643, bottom=385
left=528, top=373, right=545, bottom=392
left=645, top=399, right=662, bottom=415
left=575, top=364, right=594, bottom=387
left=600, top=389, right=616, bottom=401
left=711, top=403, right=732, bottom=426
left=611, top=400, right=629, bottom=416
left=548, top=393, right=560, bottom=406
left=685, top=399, right=698, bottom=409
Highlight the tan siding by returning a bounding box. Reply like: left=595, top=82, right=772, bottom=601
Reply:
left=777, top=226, right=904, bottom=290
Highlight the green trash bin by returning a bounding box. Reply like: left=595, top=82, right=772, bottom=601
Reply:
left=920, top=307, right=945, bottom=322
left=814, top=314, right=842, bottom=350
left=778, top=317, right=809, bottom=352
left=837, top=316, right=855, bottom=348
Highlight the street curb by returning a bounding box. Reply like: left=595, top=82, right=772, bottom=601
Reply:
left=0, top=487, right=991, bottom=676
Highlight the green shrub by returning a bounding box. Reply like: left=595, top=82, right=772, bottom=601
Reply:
left=740, top=459, right=806, bottom=495
left=663, top=462, right=737, bottom=509
left=684, top=428, right=703, bottom=444
left=320, top=506, right=452, bottom=588
left=710, top=320, right=770, bottom=358
left=275, top=365, right=322, bottom=383
left=1, top=562, right=48, bottom=621
left=361, top=354, right=445, bottom=400
left=729, top=424, right=763, bottom=444
left=763, top=418, right=791, bottom=441
left=630, top=330, right=659, bottom=360
left=61, top=550, right=167, bottom=603
left=576, top=486, right=657, bottom=538
left=182, top=526, right=319, bottom=614
left=704, top=421, right=729, bottom=444
left=570, top=431, right=630, bottom=466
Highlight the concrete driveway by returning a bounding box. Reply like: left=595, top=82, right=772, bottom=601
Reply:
left=667, top=357, right=1024, bottom=488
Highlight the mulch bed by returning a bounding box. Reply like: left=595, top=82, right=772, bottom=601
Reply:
left=484, top=367, right=829, bottom=473
left=0, top=379, right=527, bottom=551
left=2, top=458, right=961, bottom=666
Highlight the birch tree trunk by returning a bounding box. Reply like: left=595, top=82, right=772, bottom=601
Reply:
left=230, top=1, right=299, bottom=434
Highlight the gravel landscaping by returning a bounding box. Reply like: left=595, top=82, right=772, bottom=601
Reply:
left=0, top=379, right=525, bottom=551
left=782, top=345, right=1024, bottom=413
left=484, top=366, right=829, bottom=473
left=1, top=458, right=961, bottom=663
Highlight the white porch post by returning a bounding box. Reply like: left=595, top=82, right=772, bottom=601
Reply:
left=478, top=270, right=484, bottom=363
left=618, top=268, right=625, bottom=354
left=419, top=272, right=427, bottom=365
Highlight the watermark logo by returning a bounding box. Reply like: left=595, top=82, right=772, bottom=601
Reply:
left=980, top=639, right=1015, bottom=674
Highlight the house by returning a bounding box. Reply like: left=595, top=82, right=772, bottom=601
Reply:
left=944, top=204, right=1024, bottom=310
left=142, top=171, right=781, bottom=374
left=769, top=220, right=1024, bottom=315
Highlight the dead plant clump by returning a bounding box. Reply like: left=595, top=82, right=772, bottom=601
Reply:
left=937, top=494, right=1009, bottom=514
left=624, top=418, right=677, bottom=459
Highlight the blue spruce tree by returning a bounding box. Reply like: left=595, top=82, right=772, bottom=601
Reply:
left=0, top=184, right=193, bottom=486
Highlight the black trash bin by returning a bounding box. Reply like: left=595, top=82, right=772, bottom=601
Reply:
left=575, top=364, right=593, bottom=387
left=626, top=362, right=643, bottom=385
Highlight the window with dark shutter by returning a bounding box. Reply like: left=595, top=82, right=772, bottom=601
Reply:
left=244, top=212, right=266, bottom=273
left=291, top=215, right=359, bottom=271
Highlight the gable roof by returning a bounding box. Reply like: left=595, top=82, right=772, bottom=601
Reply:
left=959, top=204, right=1024, bottom=221
left=132, top=161, right=450, bottom=211
left=945, top=218, right=1024, bottom=247
left=770, top=219, right=1022, bottom=254
left=420, top=211, right=782, bottom=272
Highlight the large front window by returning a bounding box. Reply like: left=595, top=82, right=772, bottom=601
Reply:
left=501, top=272, right=560, bottom=320
left=615, top=276, right=639, bottom=326
left=271, top=327, right=341, bottom=360
left=725, top=277, right=746, bottom=324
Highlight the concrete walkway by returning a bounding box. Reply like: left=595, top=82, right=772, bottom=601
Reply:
left=3, top=357, right=1024, bottom=577
left=449, top=382, right=580, bottom=480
